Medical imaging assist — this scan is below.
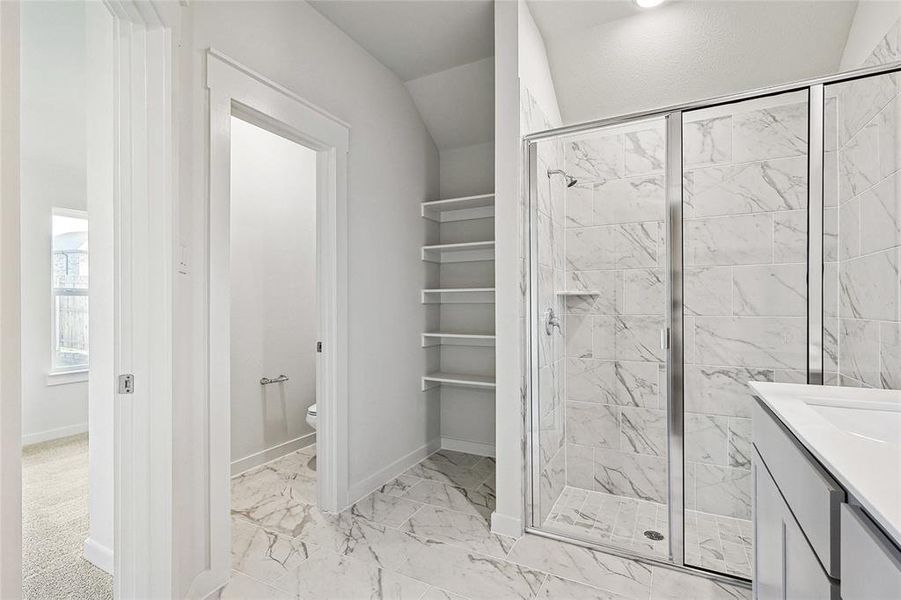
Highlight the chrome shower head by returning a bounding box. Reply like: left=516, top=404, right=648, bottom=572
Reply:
left=547, top=169, right=578, bottom=188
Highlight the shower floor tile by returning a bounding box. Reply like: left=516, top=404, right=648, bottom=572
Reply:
left=542, top=488, right=753, bottom=579
left=228, top=449, right=751, bottom=599
left=685, top=510, right=753, bottom=579
left=543, top=487, right=670, bottom=558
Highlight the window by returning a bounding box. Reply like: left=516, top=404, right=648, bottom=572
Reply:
left=51, top=211, right=89, bottom=372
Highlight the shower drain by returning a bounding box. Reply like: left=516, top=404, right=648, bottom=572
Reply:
left=643, top=530, right=665, bottom=541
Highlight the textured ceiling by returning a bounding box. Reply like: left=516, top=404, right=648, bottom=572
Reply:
left=531, top=0, right=859, bottom=124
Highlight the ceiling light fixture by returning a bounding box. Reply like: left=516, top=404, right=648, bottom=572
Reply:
left=634, top=0, right=666, bottom=8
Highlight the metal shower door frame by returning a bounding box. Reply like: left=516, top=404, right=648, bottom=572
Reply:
left=522, top=59, right=901, bottom=584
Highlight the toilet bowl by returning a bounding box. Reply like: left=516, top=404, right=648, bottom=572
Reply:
left=306, top=403, right=317, bottom=430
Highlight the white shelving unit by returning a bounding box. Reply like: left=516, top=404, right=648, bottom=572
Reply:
left=421, top=193, right=495, bottom=223
left=421, top=287, right=495, bottom=304
left=421, top=192, right=496, bottom=409
left=421, top=372, right=496, bottom=392
left=421, top=332, right=496, bottom=348
left=421, top=241, right=495, bottom=263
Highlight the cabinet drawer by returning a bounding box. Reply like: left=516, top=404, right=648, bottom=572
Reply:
left=841, top=504, right=901, bottom=600
left=752, top=399, right=844, bottom=578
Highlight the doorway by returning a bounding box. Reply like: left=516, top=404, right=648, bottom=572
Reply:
left=229, top=115, right=320, bottom=478
left=0, top=2, right=176, bottom=597
left=205, top=50, right=350, bottom=589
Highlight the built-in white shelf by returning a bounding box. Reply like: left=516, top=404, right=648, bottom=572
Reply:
left=422, top=332, right=496, bottom=348
left=421, top=287, right=496, bottom=304
left=421, top=193, right=495, bottom=223
left=421, top=371, right=496, bottom=391
left=421, top=241, right=495, bottom=263
left=555, top=290, right=603, bottom=296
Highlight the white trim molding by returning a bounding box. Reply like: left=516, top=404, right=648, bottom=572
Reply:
left=348, top=438, right=442, bottom=504
left=203, top=48, right=350, bottom=598
left=441, top=437, right=496, bottom=458
left=104, top=3, right=177, bottom=598
left=230, top=433, right=316, bottom=477
left=46, top=369, right=89, bottom=386
left=83, top=536, right=114, bottom=576
left=22, top=423, right=88, bottom=447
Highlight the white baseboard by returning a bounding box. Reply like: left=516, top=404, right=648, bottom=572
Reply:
left=441, top=436, right=495, bottom=458
left=230, top=432, right=316, bottom=476
left=347, top=437, right=442, bottom=506
left=83, top=537, right=114, bottom=575
left=22, top=422, right=88, bottom=447
left=491, top=512, right=523, bottom=539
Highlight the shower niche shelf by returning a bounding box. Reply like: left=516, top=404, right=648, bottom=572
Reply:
left=421, top=287, right=495, bottom=304
left=421, top=371, right=496, bottom=392
left=421, top=193, right=495, bottom=223
left=421, top=332, right=496, bottom=348
left=421, top=240, right=495, bottom=263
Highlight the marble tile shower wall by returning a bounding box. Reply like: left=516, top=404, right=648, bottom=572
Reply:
left=561, top=121, right=669, bottom=507
left=521, top=87, right=568, bottom=523
left=682, top=95, right=809, bottom=521
left=827, top=20, right=901, bottom=390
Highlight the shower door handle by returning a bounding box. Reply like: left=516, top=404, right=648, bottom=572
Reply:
left=544, top=307, right=561, bottom=336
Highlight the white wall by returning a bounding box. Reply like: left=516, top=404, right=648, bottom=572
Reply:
left=20, top=0, right=88, bottom=445
left=840, top=0, right=901, bottom=69
left=173, top=2, right=439, bottom=595
left=229, top=117, right=318, bottom=473
left=517, top=2, right=561, bottom=128
left=439, top=142, right=495, bottom=200
left=492, top=0, right=565, bottom=539
left=492, top=0, right=524, bottom=539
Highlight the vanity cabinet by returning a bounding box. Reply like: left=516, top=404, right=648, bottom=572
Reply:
left=753, top=397, right=901, bottom=600
left=753, top=449, right=839, bottom=600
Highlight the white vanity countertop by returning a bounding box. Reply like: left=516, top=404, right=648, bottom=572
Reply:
left=750, top=382, right=901, bottom=546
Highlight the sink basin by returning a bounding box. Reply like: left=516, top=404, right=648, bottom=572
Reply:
left=805, top=398, right=901, bottom=445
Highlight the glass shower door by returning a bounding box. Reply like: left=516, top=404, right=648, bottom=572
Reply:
left=681, top=90, right=810, bottom=579
left=530, top=117, right=671, bottom=559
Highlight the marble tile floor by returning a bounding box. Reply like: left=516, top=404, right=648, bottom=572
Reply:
left=224, top=447, right=751, bottom=599
left=542, top=487, right=752, bottom=580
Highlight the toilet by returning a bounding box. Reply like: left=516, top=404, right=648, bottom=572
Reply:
left=305, top=403, right=317, bottom=430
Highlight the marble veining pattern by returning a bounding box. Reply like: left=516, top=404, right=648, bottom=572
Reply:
left=827, top=26, right=901, bottom=392
left=681, top=91, right=810, bottom=575
left=224, top=447, right=751, bottom=598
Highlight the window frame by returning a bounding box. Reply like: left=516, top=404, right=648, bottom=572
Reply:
left=49, top=207, right=90, bottom=375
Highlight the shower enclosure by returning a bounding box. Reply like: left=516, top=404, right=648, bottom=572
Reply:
left=525, top=61, right=901, bottom=581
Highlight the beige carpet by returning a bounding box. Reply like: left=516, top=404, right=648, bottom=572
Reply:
left=22, top=434, right=113, bottom=599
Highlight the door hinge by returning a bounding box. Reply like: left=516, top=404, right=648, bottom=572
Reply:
left=316, top=341, right=322, bottom=353
left=660, top=328, right=670, bottom=350
left=118, top=373, right=135, bottom=394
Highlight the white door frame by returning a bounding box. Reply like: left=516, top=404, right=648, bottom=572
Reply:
left=205, top=49, right=350, bottom=586
left=0, top=1, right=177, bottom=597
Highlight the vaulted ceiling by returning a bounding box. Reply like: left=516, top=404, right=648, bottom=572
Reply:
left=309, top=0, right=495, bottom=151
